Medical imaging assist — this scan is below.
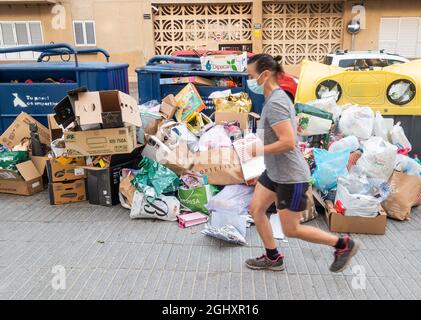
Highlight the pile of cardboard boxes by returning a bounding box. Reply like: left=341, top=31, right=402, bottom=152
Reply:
left=0, top=87, right=145, bottom=207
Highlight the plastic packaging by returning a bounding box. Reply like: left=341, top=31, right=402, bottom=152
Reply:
left=296, top=113, right=332, bottom=136
left=201, top=210, right=248, bottom=245
left=130, top=190, right=180, bottom=221
left=195, top=125, right=232, bottom=152
left=373, top=111, right=389, bottom=142
left=131, top=157, right=180, bottom=201
left=328, top=135, right=359, bottom=153
left=312, top=148, right=350, bottom=193
left=390, top=121, right=412, bottom=150
left=339, top=106, right=374, bottom=140
left=0, top=150, right=29, bottom=171
left=335, top=170, right=389, bottom=218
left=395, top=154, right=421, bottom=176
left=307, top=97, right=342, bottom=122
left=356, top=137, right=397, bottom=181
left=206, top=185, right=255, bottom=216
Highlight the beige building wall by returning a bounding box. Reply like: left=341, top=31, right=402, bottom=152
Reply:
left=0, top=0, right=154, bottom=81
left=343, top=0, right=421, bottom=51
left=1, top=0, right=421, bottom=80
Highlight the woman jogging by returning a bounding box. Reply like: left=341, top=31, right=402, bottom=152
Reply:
left=245, top=54, right=359, bottom=273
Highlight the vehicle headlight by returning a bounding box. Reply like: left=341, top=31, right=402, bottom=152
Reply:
left=316, top=80, right=342, bottom=101
left=387, top=79, right=416, bottom=105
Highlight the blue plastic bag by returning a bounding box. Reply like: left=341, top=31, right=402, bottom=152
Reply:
left=312, top=148, right=350, bottom=193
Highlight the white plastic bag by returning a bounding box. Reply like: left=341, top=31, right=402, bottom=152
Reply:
left=202, top=210, right=248, bottom=245
left=307, top=96, right=342, bottom=122
left=335, top=180, right=380, bottom=218
left=296, top=113, right=332, bottom=136
left=373, top=112, right=389, bottom=142
left=328, top=136, right=359, bottom=153
left=195, top=125, right=232, bottom=152
left=356, top=136, right=397, bottom=180
left=130, top=190, right=180, bottom=221
left=395, top=154, right=421, bottom=176
left=206, top=185, right=254, bottom=216
left=339, top=106, right=374, bottom=139
left=390, top=122, right=412, bottom=150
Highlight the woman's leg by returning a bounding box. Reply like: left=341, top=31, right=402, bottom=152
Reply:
left=249, top=182, right=277, bottom=249
left=278, top=209, right=338, bottom=246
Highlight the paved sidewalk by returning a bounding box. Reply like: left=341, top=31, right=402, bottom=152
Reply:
left=1, top=191, right=421, bottom=300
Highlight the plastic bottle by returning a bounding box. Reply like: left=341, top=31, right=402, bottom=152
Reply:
left=328, top=135, right=359, bottom=153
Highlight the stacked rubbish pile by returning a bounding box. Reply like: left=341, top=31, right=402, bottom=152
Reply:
left=119, top=83, right=267, bottom=245
left=296, top=95, right=421, bottom=232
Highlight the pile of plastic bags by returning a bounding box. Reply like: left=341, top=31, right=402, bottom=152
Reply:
left=298, top=99, right=421, bottom=221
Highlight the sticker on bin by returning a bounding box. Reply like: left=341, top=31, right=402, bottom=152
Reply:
left=74, top=168, right=85, bottom=176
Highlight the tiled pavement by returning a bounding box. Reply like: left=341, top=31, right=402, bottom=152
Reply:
left=1, top=191, right=421, bottom=300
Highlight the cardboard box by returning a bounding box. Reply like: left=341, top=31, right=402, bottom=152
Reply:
left=48, top=179, right=87, bottom=205
left=46, top=157, right=86, bottom=182
left=160, top=76, right=214, bottom=86
left=48, top=114, right=63, bottom=142
left=215, top=111, right=260, bottom=131
left=54, top=87, right=87, bottom=128
left=174, top=83, right=206, bottom=121
left=86, top=148, right=142, bottom=206
left=75, top=90, right=141, bottom=128
left=0, top=112, right=50, bottom=150
left=0, top=160, right=44, bottom=195
left=64, top=126, right=137, bottom=156
left=200, top=52, right=247, bottom=72
left=160, top=94, right=178, bottom=120
left=324, top=200, right=387, bottom=235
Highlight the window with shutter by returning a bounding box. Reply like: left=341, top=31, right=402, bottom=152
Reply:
left=0, top=21, right=43, bottom=61
left=29, top=23, right=43, bottom=44
left=85, top=22, right=96, bottom=45
left=1, top=23, right=15, bottom=45
left=74, top=21, right=85, bottom=46
left=73, top=21, right=96, bottom=46
left=379, top=17, right=421, bottom=59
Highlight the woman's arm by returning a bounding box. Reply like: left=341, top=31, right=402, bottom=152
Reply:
left=263, top=120, right=296, bottom=155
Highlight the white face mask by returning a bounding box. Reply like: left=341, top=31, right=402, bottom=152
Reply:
left=247, top=72, right=264, bottom=95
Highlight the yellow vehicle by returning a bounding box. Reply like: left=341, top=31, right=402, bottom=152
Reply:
left=295, top=59, right=421, bottom=116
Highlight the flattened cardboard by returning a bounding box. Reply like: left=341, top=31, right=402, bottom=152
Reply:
left=215, top=111, right=260, bottom=131
left=49, top=179, right=87, bottom=205
left=31, top=156, right=49, bottom=177
left=47, top=157, right=86, bottom=182
left=48, top=114, right=63, bottom=142
left=160, top=94, right=178, bottom=120
left=0, top=112, right=50, bottom=150
left=16, top=161, right=41, bottom=182
left=324, top=200, right=387, bottom=235
left=64, top=126, right=137, bottom=156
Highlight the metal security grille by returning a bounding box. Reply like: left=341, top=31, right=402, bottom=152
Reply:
left=153, top=4, right=253, bottom=55
left=262, top=2, right=344, bottom=65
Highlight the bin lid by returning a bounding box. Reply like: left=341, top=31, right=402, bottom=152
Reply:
left=135, top=65, right=247, bottom=77
left=0, top=62, right=129, bottom=71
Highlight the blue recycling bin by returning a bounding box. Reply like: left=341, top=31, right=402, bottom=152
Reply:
left=0, top=43, right=129, bottom=133
left=135, top=55, right=265, bottom=116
